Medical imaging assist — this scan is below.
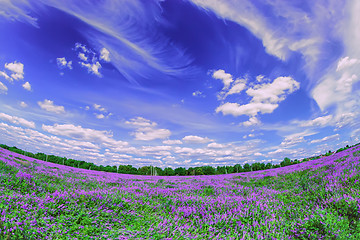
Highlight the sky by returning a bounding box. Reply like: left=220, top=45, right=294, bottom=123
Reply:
left=0, top=0, right=359, bottom=169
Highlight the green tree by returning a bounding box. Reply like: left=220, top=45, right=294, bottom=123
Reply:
left=174, top=167, right=186, bottom=176
left=234, top=164, right=243, bottom=173
left=243, top=163, right=251, bottom=172
left=202, top=166, right=215, bottom=175
left=164, top=167, right=175, bottom=176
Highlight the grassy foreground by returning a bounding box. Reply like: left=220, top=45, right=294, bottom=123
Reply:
left=0, top=146, right=360, bottom=239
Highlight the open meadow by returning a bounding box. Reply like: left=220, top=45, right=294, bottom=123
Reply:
left=0, top=146, right=360, bottom=240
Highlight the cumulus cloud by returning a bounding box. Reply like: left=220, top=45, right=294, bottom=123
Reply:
left=0, top=71, right=11, bottom=81
left=132, top=127, right=171, bottom=141
left=182, top=135, right=212, bottom=144
left=216, top=102, right=278, bottom=117
left=226, top=80, right=246, bottom=97
left=245, top=77, right=300, bottom=103
left=78, top=52, right=88, bottom=61
left=310, top=134, right=340, bottom=144
left=242, top=116, right=261, bottom=127
left=126, top=117, right=171, bottom=141
left=56, top=57, right=72, bottom=70
left=22, top=81, right=31, bottom=91
left=0, top=81, right=7, bottom=94
left=213, top=69, right=233, bottom=89
left=100, top=48, right=110, bottom=62
left=4, top=61, right=24, bottom=80
left=192, top=90, right=204, bottom=97
left=75, top=42, right=89, bottom=53
left=216, top=76, right=300, bottom=124
left=126, top=117, right=157, bottom=128
left=0, top=112, right=35, bottom=128
left=79, top=61, right=102, bottom=77
left=163, top=139, right=183, bottom=145
left=93, top=103, right=107, bottom=112
left=37, top=99, right=65, bottom=114
left=95, top=113, right=105, bottom=119
left=207, top=142, right=226, bottom=148
left=20, top=101, right=27, bottom=108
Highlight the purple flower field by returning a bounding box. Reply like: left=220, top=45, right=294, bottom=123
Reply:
left=0, top=146, right=360, bottom=239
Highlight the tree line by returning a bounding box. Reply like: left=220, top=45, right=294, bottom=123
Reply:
left=0, top=143, right=358, bottom=176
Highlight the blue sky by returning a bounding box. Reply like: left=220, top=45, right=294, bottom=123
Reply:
left=0, top=0, right=359, bottom=168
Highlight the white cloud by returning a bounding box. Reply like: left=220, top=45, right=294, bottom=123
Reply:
left=312, top=71, right=359, bottom=112
left=226, top=80, right=246, bottom=97
left=5, top=61, right=24, bottom=80
left=336, top=56, right=359, bottom=72
left=56, top=57, right=72, bottom=70
left=0, top=112, right=35, bottom=128
left=216, top=76, right=299, bottom=126
left=42, top=123, right=128, bottom=147
left=85, top=106, right=90, bottom=110
left=246, top=77, right=300, bottom=104
left=216, top=102, right=278, bottom=117
left=192, top=90, right=204, bottom=97
left=0, top=81, right=7, bottom=94
left=100, top=48, right=110, bottom=62
left=256, top=75, right=264, bottom=82
left=299, top=115, right=333, bottom=127
left=334, top=112, right=357, bottom=130
left=37, top=99, right=65, bottom=114
left=310, top=134, right=340, bottom=144
left=93, top=103, right=107, bottom=112
left=22, top=81, right=31, bottom=91
left=126, top=117, right=171, bottom=141
left=0, top=71, right=11, bottom=81
left=163, top=139, right=183, bottom=145
left=125, top=117, right=157, bottom=128
left=0, top=0, right=38, bottom=27
left=133, top=127, right=171, bottom=141
left=95, top=113, right=105, bottom=119
left=78, top=52, right=88, bottom=61
left=242, top=116, right=261, bottom=127
left=79, top=61, right=102, bottom=77
left=20, top=101, right=27, bottom=108
left=75, top=43, right=89, bottom=53
left=207, top=142, right=225, bottom=148
left=212, top=69, right=233, bottom=89
left=280, top=135, right=305, bottom=147
left=182, top=135, right=212, bottom=144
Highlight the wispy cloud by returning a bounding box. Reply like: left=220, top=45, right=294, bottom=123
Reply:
left=0, top=112, right=35, bottom=128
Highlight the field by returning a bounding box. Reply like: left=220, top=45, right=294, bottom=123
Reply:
left=0, top=146, right=360, bottom=240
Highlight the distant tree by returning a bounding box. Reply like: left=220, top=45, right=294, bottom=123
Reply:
left=280, top=157, right=291, bottom=167
left=187, top=167, right=195, bottom=176
left=154, top=167, right=163, bottom=176
left=265, top=163, right=272, bottom=169
left=243, top=163, right=251, bottom=172
left=164, top=167, right=175, bottom=176
left=174, top=167, right=186, bottom=176
left=0, top=144, right=9, bottom=150
left=138, top=166, right=151, bottom=175
left=202, top=166, right=215, bottom=175
left=216, top=166, right=226, bottom=174
left=234, top=164, right=242, bottom=173
left=195, top=167, right=204, bottom=175
left=260, top=163, right=266, bottom=170
left=226, top=166, right=235, bottom=174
